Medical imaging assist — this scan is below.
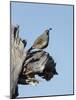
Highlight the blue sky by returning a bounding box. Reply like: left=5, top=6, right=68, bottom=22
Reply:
left=11, top=2, right=73, bottom=97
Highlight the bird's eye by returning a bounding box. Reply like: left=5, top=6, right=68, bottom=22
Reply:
left=47, top=32, right=48, bottom=35
left=46, top=31, right=49, bottom=35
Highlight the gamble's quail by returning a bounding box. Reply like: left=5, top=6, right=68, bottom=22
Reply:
left=28, top=28, right=52, bottom=52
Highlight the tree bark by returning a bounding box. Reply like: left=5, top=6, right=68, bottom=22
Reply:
left=10, top=25, right=58, bottom=98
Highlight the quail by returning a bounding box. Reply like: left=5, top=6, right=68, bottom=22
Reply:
left=28, top=28, right=52, bottom=52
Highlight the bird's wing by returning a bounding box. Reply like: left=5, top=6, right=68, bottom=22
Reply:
left=33, top=37, right=44, bottom=47
left=32, top=30, right=49, bottom=49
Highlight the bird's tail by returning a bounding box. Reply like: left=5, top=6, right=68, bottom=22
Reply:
left=28, top=47, right=33, bottom=52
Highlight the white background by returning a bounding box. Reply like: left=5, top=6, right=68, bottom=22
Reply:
left=0, top=0, right=75, bottom=100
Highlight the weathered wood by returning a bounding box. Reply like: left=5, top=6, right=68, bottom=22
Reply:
left=18, top=50, right=57, bottom=85
left=10, top=25, right=58, bottom=98
left=10, top=25, right=27, bottom=98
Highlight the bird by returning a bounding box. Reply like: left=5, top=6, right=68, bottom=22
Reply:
left=28, top=28, right=52, bottom=52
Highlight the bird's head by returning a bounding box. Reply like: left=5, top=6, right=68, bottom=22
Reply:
left=45, top=28, right=52, bottom=35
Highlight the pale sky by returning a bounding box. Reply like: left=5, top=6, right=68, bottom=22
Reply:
left=11, top=2, right=74, bottom=98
